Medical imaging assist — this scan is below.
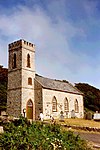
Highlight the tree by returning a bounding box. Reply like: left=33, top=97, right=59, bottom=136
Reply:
left=75, top=83, right=100, bottom=112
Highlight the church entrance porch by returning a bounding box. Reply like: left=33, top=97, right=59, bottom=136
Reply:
left=26, top=99, right=33, bottom=119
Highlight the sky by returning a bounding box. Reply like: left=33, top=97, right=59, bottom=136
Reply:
left=0, top=0, right=100, bottom=89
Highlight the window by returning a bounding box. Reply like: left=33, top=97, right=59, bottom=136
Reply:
left=75, top=99, right=79, bottom=113
left=28, top=77, right=32, bottom=85
left=52, top=96, right=57, bottom=112
left=13, top=53, right=16, bottom=68
left=27, top=54, right=31, bottom=68
left=27, top=99, right=33, bottom=107
left=64, top=98, right=69, bottom=112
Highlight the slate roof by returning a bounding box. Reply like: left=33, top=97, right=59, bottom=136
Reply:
left=35, top=74, right=83, bottom=95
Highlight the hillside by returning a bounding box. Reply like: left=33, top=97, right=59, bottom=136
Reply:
left=75, top=83, right=100, bottom=112
left=0, top=65, right=100, bottom=112
left=0, top=65, right=8, bottom=111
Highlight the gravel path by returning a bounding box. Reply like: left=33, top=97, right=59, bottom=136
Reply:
left=75, top=132, right=100, bottom=149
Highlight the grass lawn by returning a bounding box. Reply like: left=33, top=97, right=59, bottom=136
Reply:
left=56, top=118, right=100, bottom=128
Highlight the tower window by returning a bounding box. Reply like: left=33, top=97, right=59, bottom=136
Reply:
left=27, top=54, right=31, bottom=68
left=13, top=53, right=16, bottom=68
left=52, top=96, right=57, bottom=112
left=28, top=77, right=32, bottom=85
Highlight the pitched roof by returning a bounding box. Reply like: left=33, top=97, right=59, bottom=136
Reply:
left=35, top=74, right=83, bottom=95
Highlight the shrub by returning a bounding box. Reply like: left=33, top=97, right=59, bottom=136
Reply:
left=0, top=117, right=91, bottom=150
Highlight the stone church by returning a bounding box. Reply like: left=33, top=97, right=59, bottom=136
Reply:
left=7, top=39, right=84, bottom=120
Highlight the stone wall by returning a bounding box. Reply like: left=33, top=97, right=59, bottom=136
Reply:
left=42, top=89, right=84, bottom=119
left=8, top=70, right=22, bottom=90
left=34, top=79, right=43, bottom=120
left=7, top=89, right=21, bottom=117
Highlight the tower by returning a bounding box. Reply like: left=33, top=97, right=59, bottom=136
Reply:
left=7, top=39, right=35, bottom=119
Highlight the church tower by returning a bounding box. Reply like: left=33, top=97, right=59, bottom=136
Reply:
left=7, top=39, right=35, bottom=119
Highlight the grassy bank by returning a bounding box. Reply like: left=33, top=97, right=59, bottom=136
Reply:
left=56, top=118, right=100, bottom=128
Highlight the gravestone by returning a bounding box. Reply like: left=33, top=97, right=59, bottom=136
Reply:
left=71, top=110, right=75, bottom=118
left=86, top=112, right=92, bottom=120
left=59, top=111, right=64, bottom=122
left=0, top=126, right=4, bottom=133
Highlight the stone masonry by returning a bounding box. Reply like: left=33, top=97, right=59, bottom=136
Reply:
left=7, top=39, right=35, bottom=119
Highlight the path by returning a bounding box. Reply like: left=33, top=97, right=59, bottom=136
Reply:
left=75, top=132, right=100, bottom=149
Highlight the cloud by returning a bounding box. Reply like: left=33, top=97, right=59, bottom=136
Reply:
left=0, top=0, right=100, bottom=88
left=0, top=4, right=83, bottom=64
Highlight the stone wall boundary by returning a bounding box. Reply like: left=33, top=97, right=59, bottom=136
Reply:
left=61, top=124, right=100, bottom=132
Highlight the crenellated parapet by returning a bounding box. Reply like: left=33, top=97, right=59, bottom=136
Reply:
left=9, top=39, right=35, bottom=51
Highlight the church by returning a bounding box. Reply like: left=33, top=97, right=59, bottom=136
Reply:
left=7, top=39, right=84, bottom=120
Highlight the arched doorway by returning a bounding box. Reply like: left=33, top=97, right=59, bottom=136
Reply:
left=26, top=99, right=33, bottom=119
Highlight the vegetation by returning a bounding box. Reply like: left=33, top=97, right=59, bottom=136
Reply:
left=0, top=65, right=8, bottom=111
left=75, top=83, right=100, bottom=112
left=0, top=116, right=91, bottom=150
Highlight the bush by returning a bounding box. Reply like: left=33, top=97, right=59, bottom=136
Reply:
left=0, top=117, right=91, bottom=150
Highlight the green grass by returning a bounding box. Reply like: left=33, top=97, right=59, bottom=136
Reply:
left=59, top=118, right=100, bottom=128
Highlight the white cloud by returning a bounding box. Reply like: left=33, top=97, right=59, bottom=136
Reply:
left=0, top=5, right=82, bottom=63
left=0, top=1, right=100, bottom=88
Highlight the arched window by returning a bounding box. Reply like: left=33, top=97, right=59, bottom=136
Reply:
left=13, top=53, right=16, bottom=68
left=64, top=98, right=69, bottom=112
left=75, top=99, right=79, bottom=113
left=27, top=54, right=31, bottom=68
left=52, top=96, right=57, bottom=112
left=28, top=77, right=32, bottom=85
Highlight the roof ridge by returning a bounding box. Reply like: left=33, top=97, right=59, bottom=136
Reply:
left=36, top=74, right=70, bottom=84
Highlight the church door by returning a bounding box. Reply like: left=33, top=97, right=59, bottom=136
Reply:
left=26, top=99, right=33, bottom=119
